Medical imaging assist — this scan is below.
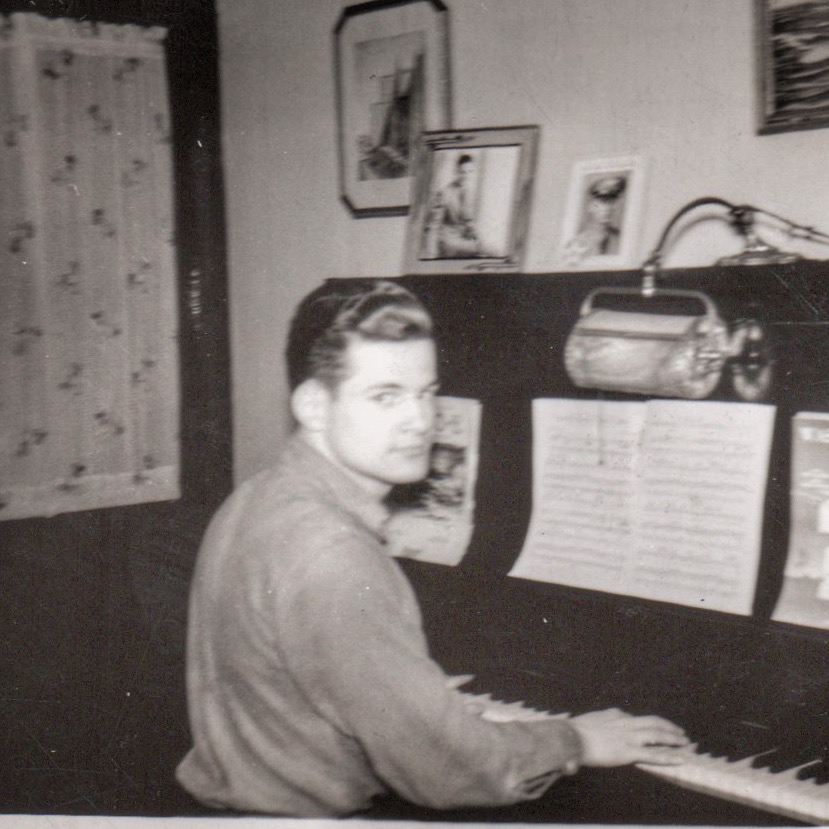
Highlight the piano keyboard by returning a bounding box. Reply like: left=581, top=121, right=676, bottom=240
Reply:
left=456, top=680, right=829, bottom=825
left=459, top=690, right=568, bottom=722
left=639, top=744, right=829, bottom=826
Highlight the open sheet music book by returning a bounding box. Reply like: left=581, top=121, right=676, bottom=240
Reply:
left=386, top=396, right=481, bottom=566
left=510, top=398, right=776, bottom=615
left=773, top=411, right=829, bottom=630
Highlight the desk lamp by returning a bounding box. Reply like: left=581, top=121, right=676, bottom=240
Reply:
left=564, top=197, right=829, bottom=401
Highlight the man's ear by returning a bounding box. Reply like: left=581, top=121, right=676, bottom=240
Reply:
left=291, top=378, right=331, bottom=433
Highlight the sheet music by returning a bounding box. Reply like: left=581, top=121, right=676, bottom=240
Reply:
left=509, top=399, right=776, bottom=615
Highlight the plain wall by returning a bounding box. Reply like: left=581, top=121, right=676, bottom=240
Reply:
left=216, top=0, right=829, bottom=484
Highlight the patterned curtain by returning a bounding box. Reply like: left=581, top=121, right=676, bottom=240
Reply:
left=0, top=13, right=179, bottom=520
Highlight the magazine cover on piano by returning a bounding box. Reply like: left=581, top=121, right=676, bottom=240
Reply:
left=385, top=395, right=481, bottom=566
left=773, top=411, right=829, bottom=630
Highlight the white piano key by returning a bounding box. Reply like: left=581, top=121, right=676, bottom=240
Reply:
left=459, top=691, right=829, bottom=824
left=639, top=745, right=829, bottom=825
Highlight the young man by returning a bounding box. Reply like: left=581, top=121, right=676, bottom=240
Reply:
left=176, top=278, right=688, bottom=818
left=422, top=153, right=482, bottom=259
left=562, top=174, right=627, bottom=265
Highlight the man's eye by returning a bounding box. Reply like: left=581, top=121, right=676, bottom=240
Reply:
left=372, top=391, right=400, bottom=406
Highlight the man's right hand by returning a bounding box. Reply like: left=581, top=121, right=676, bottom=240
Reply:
left=569, top=708, right=689, bottom=767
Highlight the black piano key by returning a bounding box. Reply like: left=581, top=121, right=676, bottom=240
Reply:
left=694, top=719, right=780, bottom=762
left=750, top=736, right=826, bottom=774
left=796, top=757, right=829, bottom=784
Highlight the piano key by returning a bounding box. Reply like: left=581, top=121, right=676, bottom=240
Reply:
left=457, top=684, right=829, bottom=823
left=459, top=690, right=568, bottom=722
left=639, top=744, right=829, bottom=825
left=694, top=718, right=779, bottom=761
left=798, top=759, right=829, bottom=785
left=750, top=734, right=828, bottom=773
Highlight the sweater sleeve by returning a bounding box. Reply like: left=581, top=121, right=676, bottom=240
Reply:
left=276, top=525, right=582, bottom=810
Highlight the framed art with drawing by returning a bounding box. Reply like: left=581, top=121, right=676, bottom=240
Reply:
left=403, top=125, right=539, bottom=274
left=558, top=155, right=646, bottom=271
left=334, top=0, right=451, bottom=217
left=755, top=0, right=829, bottom=134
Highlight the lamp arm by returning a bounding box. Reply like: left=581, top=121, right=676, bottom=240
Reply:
left=749, top=205, right=829, bottom=245
left=640, top=196, right=829, bottom=295
left=645, top=197, right=829, bottom=267
left=643, top=196, right=737, bottom=272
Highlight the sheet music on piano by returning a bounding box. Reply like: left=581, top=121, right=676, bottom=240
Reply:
left=509, top=398, right=776, bottom=615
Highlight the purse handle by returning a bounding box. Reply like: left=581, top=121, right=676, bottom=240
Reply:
left=579, top=287, right=720, bottom=326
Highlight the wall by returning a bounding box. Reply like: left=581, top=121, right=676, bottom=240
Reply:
left=217, top=0, right=829, bottom=484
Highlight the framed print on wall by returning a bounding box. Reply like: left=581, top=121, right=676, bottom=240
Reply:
left=756, top=0, right=829, bottom=134
left=334, top=0, right=451, bottom=217
left=557, top=155, right=646, bottom=272
left=403, top=125, right=540, bottom=274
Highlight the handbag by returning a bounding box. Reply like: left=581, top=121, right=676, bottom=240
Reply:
left=564, top=287, right=733, bottom=399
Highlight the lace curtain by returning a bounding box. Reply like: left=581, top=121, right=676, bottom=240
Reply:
left=0, top=13, right=179, bottom=520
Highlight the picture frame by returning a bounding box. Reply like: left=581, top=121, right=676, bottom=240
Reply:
left=334, top=0, right=451, bottom=217
left=756, top=0, right=829, bottom=134
left=403, top=125, right=540, bottom=274
left=557, top=155, right=646, bottom=272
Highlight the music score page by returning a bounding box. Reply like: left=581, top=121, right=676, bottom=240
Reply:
left=509, top=399, right=776, bottom=615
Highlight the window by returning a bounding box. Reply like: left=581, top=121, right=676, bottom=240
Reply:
left=0, top=13, right=179, bottom=519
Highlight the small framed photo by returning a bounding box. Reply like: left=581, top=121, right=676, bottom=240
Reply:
left=334, top=0, right=451, bottom=217
left=404, top=125, right=540, bottom=274
left=557, top=155, right=645, bottom=271
left=756, top=0, right=829, bottom=134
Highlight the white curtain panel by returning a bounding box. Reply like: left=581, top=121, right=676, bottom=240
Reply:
left=0, top=13, right=179, bottom=520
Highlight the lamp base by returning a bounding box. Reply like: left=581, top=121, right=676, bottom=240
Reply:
left=716, top=238, right=802, bottom=267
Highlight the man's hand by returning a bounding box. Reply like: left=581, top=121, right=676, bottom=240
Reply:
left=569, top=708, right=689, bottom=767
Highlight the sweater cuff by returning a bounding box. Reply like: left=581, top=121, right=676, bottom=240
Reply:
left=559, top=721, right=583, bottom=776
left=517, top=720, right=583, bottom=799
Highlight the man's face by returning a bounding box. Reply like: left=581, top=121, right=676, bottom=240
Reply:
left=320, top=338, right=438, bottom=497
left=458, top=159, right=475, bottom=186
left=587, top=196, right=614, bottom=226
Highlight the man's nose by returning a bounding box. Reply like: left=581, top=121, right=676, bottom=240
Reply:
left=403, top=395, right=434, bottom=433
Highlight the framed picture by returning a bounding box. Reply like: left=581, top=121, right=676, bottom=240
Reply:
left=334, top=0, right=451, bottom=217
left=403, top=126, right=540, bottom=274
left=557, top=155, right=646, bottom=271
left=756, top=0, right=829, bottom=134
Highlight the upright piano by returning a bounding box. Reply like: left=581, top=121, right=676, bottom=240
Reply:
left=370, top=265, right=829, bottom=824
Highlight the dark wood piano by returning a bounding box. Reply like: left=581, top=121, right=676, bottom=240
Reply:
left=368, top=265, right=829, bottom=824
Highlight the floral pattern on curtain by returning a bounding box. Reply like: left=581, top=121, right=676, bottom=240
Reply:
left=0, top=13, right=179, bottom=520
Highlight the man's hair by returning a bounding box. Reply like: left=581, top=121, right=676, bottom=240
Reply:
left=457, top=153, right=473, bottom=168
left=286, top=279, right=434, bottom=391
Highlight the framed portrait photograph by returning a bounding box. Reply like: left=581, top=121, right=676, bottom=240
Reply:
left=334, top=0, right=451, bottom=217
left=403, top=125, right=539, bottom=274
left=756, top=0, right=829, bottom=134
left=557, top=155, right=646, bottom=271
